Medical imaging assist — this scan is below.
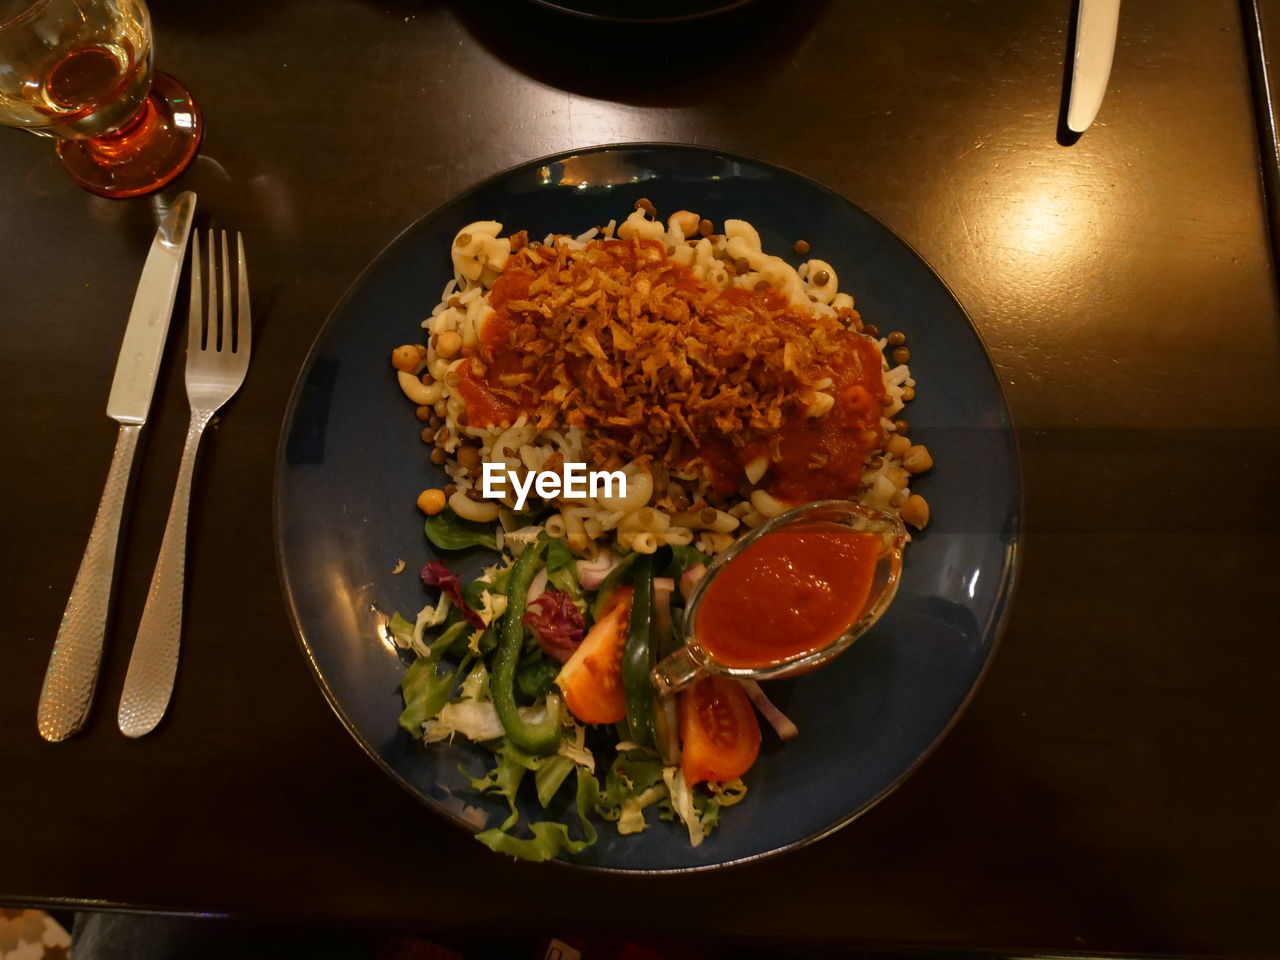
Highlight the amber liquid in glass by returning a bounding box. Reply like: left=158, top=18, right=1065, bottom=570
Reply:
left=0, top=0, right=200, bottom=197
left=40, top=42, right=150, bottom=137
left=0, top=1, right=150, bottom=139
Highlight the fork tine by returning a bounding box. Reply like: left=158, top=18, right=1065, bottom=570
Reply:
left=188, top=231, right=203, bottom=351
left=220, top=231, right=232, bottom=353
left=236, top=232, right=251, bottom=356
left=206, top=228, right=217, bottom=350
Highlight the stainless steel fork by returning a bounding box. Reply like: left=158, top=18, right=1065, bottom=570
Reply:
left=117, top=230, right=252, bottom=738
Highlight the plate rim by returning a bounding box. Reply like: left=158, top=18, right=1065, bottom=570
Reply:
left=272, top=140, right=1025, bottom=874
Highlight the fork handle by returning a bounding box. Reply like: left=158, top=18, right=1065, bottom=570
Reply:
left=37, top=422, right=142, bottom=742
left=117, top=413, right=211, bottom=738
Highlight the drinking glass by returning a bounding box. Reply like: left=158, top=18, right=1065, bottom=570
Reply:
left=0, top=0, right=201, bottom=198
left=652, top=500, right=907, bottom=694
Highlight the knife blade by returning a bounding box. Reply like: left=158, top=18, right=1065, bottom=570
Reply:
left=1067, top=0, right=1121, bottom=133
left=107, top=191, right=198, bottom=423
left=37, top=191, right=197, bottom=742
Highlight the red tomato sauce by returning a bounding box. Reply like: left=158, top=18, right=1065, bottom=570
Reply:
left=461, top=242, right=887, bottom=503
left=693, top=523, right=882, bottom=669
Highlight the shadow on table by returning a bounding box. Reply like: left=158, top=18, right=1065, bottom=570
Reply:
left=446, top=0, right=828, bottom=107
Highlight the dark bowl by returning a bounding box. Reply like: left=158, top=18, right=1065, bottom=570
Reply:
left=527, top=0, right=753, bottom=24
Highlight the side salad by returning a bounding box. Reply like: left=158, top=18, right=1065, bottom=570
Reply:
left=388, top=510, right=797, bottom=862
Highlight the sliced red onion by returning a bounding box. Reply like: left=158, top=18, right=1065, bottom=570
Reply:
left=525, top=567, right=548, bottom=607
left=576, top=548, right=618, bottom=590
left=739, top=679, right=798, bottom=740
left=653, top=578, right=674, bottom=643
left=679, top=562, right=707, bottom=601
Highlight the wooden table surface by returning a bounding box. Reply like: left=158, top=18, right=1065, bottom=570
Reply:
left=2, top=0, right=1279, bottom=954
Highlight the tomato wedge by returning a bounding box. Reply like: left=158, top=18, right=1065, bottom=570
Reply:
left=680, top=676, right=761, bottom=785
left=556, top=587, right=632, bottom=725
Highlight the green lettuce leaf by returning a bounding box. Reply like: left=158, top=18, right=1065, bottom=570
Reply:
left=398, top=652, right=474, bottom=736
left=548, top=567, right=585, bottom=606
left=426, top=620, right=469, bottom=662
left=387, top=612, right=415, bottom=648
left=515, top=651, right=560, bottom=702
left=465, top=744, right=529, bottom=831
left=533, top=755, right=576, bottom=807
left=544, top=538, right=577, bottom=573
left=475, top=767, right=601, bottom=862
left=425, top=511, right=497, bottom=552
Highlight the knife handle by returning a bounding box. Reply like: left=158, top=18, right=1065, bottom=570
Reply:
left=117, top=412, right=209, bottom=738
left=37, top=422, right=141, bottom=742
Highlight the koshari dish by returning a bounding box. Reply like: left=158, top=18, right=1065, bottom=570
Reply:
left=382, top=204, right=935, bottom=862
left=391, top=207, right=933, bottom=560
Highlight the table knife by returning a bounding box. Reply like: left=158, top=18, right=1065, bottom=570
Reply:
left=1067, top=0, right=1121, bottom=133
left=36, top=191, right=197, bottom=743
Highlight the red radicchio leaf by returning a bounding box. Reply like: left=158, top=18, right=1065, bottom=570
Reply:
left=522, top=590, right=586, bottom=664
left=420, top=561, right=485, bottom=629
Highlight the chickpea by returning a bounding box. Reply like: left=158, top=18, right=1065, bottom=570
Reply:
left=417, top=489, right=446, bottom=515
left=391, top=344, right=423, bottom=373
left=901, top=494, right=930, bottom=529
left=456, top=444, right=482, bottom=474
left=887, top=466, right=911, bottom=490
left=887, top=434, right=911, bottom=458
left=414, top=405, right=431, bottom=422
left=436, top=329, right=463, bottom=359
left=904, top=445, right=934, bottom=474
left=669, top=210, right=700, bottom=238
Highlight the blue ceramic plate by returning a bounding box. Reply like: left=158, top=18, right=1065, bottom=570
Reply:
left=275, top=144, right=1021, bottom=872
